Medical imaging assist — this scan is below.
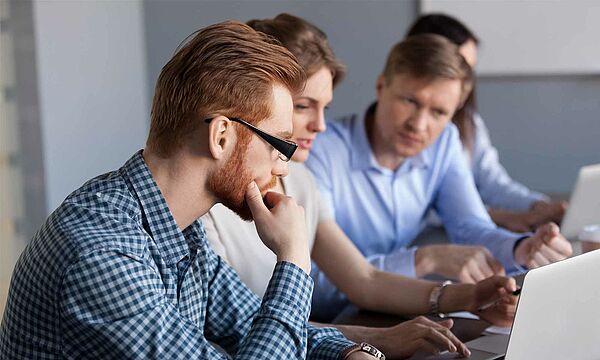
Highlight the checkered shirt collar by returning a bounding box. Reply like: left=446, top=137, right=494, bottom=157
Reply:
left=121, top=150, right=205, bottom=265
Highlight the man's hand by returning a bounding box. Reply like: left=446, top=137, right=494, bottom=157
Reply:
left=467, top=276, right=518, bottom=328
left=530, top=200, right=567, bottom=226
left=514, top=222, right=573, bottom=269
left=488, top=208, right=537, bottom=233
left=245, top=181, right=310, bottom=273
left=488, top=201, right=567, bottom=233
left=343, top=317, right=470, bottom=359
left=416, top=244, right=505, bottom=283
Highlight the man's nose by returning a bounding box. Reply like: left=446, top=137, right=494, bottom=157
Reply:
left=272, top=159, right=289, bottom=178
left=407, top=109, right=428, bottom=132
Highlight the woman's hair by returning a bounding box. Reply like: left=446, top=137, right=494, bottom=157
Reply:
left=247, top=13, right=345, bottom=88
left=406, top=13, right=479, bottom=153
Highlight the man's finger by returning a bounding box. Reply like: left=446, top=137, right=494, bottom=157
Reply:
left=548, top=236, right=573, bottom=257
left=536, top=243, right=567, bottom=263
left=487, top=257, right=506, bottom=277
left=245, top=182, right=269, bottom=218
left=483, top=251, right=506, bottom=277
left=458, top=270, right=477, bottom=284
left=262, top=190, right=287, bottom=208
left=423, top=327, right=462, bottom=355
left=539, top=222, right=560, bottom=243
left=436, top=319, right=454, bottom=329
left=488, top=275, right=517, bottom=293
left=531, top=250, right=551, bottom=267
left=431, top=321, right=470, bottom=356
left=474, top=262, right=494, bottom=281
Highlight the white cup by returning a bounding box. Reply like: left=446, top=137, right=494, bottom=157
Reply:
left=578, top=225, right=600, bottom=253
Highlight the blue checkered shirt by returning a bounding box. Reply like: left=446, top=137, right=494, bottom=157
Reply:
left=0, top=151, right=353, bottom=359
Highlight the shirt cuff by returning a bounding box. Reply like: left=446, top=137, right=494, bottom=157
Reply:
left=508, top=236, right=530, bottom=275
left=495, top=233, right=531, bottom=274
left=306, top=325, right=355, bottom=359
left=262, top=261, right=314, bottom=322
left=368, top=246, right=418, bottom=278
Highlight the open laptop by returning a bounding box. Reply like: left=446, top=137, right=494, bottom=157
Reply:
left=424, top=249, right=600, bottom=360
left=560, top=163, right=600, bottom=240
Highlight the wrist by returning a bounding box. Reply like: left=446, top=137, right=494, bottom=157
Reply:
left=439, top=283, right=475, bottom=314
left=529, top=200, right=546, bottom=211
left=277, top=250, right=310, bottom=274
left=341, top=342, right=385, bottom=360
left=513, top=236, right=530, bottom=266
left=488, top=208, right=510, bottom=227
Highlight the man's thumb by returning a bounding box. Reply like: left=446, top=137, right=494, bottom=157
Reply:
left=245, top=182, right=267, bottom=217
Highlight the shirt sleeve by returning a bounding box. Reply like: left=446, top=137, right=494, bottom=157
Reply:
left=60, top=250, right=229, bottom=359
left=434, top=127, right=528, bottom=274
left=202, top=239, right=355, bottom=359
left=60, top=250, right=351, bottom=359
left=365, top=246, right=418, bottom=277
left=470, top=114, right=549, bottom=210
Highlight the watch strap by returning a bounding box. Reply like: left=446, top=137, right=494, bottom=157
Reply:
left=342, top=342, right=385, bottom=360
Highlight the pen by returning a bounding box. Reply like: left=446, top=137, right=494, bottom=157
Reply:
left=477, top=288, right=521, bottom=312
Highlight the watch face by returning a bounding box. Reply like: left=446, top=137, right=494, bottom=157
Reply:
left=360, top=343, right=385, bottom=359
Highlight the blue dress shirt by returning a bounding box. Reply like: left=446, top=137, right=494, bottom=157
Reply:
left=306, top=105, right=525, bottom=321
left=0, top=151, right=353, bottom=359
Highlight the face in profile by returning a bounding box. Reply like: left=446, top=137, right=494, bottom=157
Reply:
left=374, top=73, right=462, bottom=159
left=208, top=84, right=293, bottom=220
left=291, top=66, right=333, bottom=163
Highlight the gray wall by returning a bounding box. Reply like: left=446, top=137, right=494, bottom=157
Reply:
left=143, top=0, right=417, bottom=121
left=477, top=75, right=600, bottom=193
left=143, top=0, right=600, bottom=194
left=34, top=0, right=149, bottom=212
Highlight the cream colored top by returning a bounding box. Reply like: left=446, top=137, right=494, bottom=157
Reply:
left=201, top=161, right=331, bottom=297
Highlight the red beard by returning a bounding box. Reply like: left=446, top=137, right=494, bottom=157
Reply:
left=208, top=147, right=277, bottom=221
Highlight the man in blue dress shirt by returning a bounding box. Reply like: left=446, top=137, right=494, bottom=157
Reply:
left=0, top=21, right=377, bottom=359
left=306, top=34, right=572, bottom=319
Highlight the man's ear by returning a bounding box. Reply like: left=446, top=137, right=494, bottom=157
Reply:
left=376, top=74, right=386, bottom=98
left=207, top=116, right=234, bottom=160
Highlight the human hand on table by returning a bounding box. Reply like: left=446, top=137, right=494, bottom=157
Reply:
left=467, top=276, right=518, bottom=328
left=488, top=200, right=567, bottom=232
left=415, top=244, right=505, bottom=283
left=514, top=222, right=572, bottom=269
left=356, top=317, right=470, bottom=359
left=529, top=200, right=567, bottom=226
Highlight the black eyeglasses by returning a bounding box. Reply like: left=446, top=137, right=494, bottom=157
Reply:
left=204, top=117, right=298, bottom=162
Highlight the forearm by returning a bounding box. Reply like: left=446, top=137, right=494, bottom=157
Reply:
left=355, top=265, right=477, bottom=316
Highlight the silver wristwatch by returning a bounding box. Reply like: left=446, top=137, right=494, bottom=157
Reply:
left=428, top=280, right=453, bottom=317
left=342, top=342, right=385, bottom=359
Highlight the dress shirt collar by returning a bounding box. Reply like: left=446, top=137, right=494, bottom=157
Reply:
left=350, top=102, right=430, bottom=173
left=122, top=150, right=203, bottom=265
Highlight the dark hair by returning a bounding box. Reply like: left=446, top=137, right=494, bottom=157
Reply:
left=406, top=13, right=479, bottom=152
left=406, top=13, right=478, bottom=47
left=148, top=20, right=305, bottom=156
left=383, top=34, right=473, bottom=106
left=247, top=13, right=345, bottom=88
